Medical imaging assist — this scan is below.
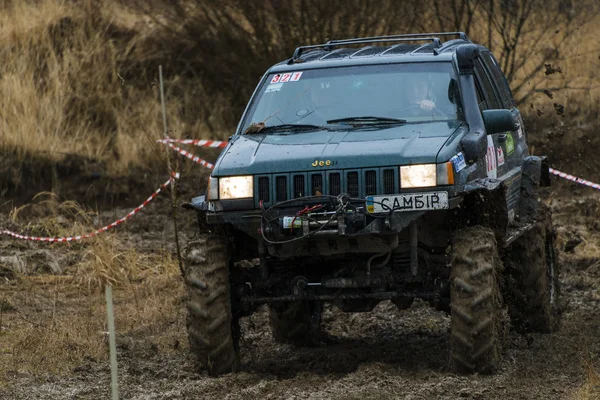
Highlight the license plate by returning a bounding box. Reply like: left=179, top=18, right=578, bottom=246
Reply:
left=366, top=192, right=449, bottom=213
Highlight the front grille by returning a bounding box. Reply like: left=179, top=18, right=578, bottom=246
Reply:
left=383, top=169, right=395, bottom=194
left=258, top=177, right=270, bottom=202
left=329, top=173, right=341, bottom=196
left=311, top=173, right=323, bottom=195
left=258, top=167, right=402, bottom=208
left=365, top=170, right=377, bottom=196
left=347, top=172, right=359, bottom=197
left=293, top=175, right=305, bottom=198
left=276, top=176, right=287, bottom=202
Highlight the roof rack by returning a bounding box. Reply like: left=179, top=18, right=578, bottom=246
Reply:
left=290, top=32, right=469, bottom=63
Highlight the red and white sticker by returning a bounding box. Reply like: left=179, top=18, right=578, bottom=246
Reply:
left=486, top=136, right=497, bottom=179
left=496, top=147, right=505, bottom=166
left=271, top=72, right=302, bottom=84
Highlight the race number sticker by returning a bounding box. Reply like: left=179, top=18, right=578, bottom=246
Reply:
left=271, top=74, right=281, bottom=83
left=291, top=71, right=303, bottom=81
left=497, top=147, right=505, bottom=166
left=280, top=73, right=292, bottom=83
left=486, top=136, right=497, bottom=179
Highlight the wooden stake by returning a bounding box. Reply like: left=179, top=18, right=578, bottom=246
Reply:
left=159, top=65, right=185, bottom=278
left=105, top=284, right=119, bottom=400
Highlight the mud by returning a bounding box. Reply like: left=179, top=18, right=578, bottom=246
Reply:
left=0, top=191, right=598, bottom=399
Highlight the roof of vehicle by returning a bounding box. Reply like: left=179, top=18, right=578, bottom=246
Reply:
left=269, top=32, right=487, bottom=73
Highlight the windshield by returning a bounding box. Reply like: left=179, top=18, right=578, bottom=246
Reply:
left=241, top=62, right=463, bottom=134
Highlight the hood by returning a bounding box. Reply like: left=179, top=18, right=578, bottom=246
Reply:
left=213, top=121, right=466, bottom=176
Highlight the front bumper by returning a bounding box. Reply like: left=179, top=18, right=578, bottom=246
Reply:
left=204, top=193, right=463, bottom=240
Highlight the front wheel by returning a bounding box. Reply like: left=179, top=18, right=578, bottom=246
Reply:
left=450, top=226, right=505, bottom=374
left=184, top=233, right=240, bottom=376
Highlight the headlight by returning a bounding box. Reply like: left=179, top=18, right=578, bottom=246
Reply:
left=400, top=164, right=436, bottom=188
left=218, top=176, right=253, bottom=199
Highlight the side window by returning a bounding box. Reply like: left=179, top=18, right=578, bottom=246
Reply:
left=474, top=61, right=501, bottom=109
left=481, top=52, right=515, bottom=109
left=474, top=83, right=486, bottom=112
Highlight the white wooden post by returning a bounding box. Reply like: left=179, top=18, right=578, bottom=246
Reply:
left=105, top=284, right=119, bottom=400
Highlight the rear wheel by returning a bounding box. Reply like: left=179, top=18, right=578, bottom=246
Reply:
left=504, top=205, right=560, bottom=333
left=450, top=226, right=504, bottom=374
left=269, top=301, right=322, bottom=346
left=184, top=233, right=240, bottom=376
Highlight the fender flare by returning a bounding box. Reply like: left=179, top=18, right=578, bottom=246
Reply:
left=461, top=177, right=509, bottom=242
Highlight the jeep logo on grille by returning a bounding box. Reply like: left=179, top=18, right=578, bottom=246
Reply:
left=312, top=160, right=333, bottom=167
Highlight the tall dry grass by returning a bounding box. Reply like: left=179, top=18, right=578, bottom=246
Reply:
left=0, top=0, right=230, bottom=179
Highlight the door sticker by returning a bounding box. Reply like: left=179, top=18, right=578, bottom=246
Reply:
left=486, top=136, right=497, bottom=179
left=450, top=152, right=467, bottom=172
left=497, top=147, right=505, bottom=166
left=505, top=133, right=515, bottom=154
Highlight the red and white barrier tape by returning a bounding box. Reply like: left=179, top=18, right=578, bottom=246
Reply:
left=549, top=168, right=600, bottom=191
left=166, top=143, right=215, bottom=169
left=158, top=138, right=227, bottom=148
left=0, top=174, right=179, bottom=243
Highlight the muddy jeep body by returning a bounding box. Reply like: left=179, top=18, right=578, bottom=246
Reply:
left=184, top=32, right=559, bottom=376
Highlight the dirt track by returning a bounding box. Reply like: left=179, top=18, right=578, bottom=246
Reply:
left=0, top=191, right=599, bottom=399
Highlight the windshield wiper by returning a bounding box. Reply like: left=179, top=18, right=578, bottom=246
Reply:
left=326, top=116, right=407, bottom=125
left=244, top=123, right=327, bottom=135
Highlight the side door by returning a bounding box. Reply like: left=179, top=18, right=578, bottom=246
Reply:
left=480, top=52, right=527, bottom=170
left=474, top=53, right=523, bottom=220
left=473, top=59, right=504, bottom=180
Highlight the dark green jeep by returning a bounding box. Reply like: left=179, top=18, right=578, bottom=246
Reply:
left=183, top=32, right=560, bottom=376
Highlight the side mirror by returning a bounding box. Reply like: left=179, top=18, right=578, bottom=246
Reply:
left=482, top=109, right=515, bottom=134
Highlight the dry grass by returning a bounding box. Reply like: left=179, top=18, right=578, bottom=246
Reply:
left=0, top=237, right=184, bottom=381
left=574, top=358, right=600, bottom=400
left=0, top=192, right=185, bottom=382
left=1, top=0, right=598, bottom=183
left=0, top=0, right=228, bottom=179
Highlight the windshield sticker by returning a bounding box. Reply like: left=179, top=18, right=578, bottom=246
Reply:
left=265, top=83, right=283, bottom=93
left=271, top=74, right=281, bottom=83
left=497, top=147, right=505, bottom=166
left=486, top=136, right=497, bottom=179
left=450, top=152, right=467, bottom=172
left=505, top=133, right=515, bottom=154
left=291, top=71, right=303, bottom=81
left=280, top=73, right=292, bottom=83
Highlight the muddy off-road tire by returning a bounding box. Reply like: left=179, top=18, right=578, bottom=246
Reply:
left=450, top=226, right=504, bottom=374
left=269, top=301, right=322, bottom=346
left=184, top=234, right=239, bottom=376
left=505, top=205, right=560, bottom=333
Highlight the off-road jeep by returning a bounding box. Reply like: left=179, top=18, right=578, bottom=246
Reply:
left=183, top=32, right=560, bottom=376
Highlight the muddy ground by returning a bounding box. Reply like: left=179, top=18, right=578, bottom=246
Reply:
left=0, top=185, right=599, bottom=399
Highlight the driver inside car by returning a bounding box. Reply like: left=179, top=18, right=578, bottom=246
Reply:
left=406, top=76, right=437, bottom=112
